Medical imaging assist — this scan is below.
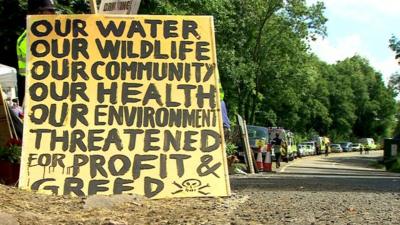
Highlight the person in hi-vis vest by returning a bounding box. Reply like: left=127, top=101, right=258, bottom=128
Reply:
left=16, top=0, right=56, bottom=104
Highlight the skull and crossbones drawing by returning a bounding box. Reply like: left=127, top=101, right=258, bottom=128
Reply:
left=172, top=179, right=210, bottom=195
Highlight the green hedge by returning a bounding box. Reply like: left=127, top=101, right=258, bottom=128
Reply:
left=386, top=156, right=400, bottom=172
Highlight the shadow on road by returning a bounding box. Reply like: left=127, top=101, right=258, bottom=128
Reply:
left=323, top=154, right=383, bottom=169
left=287, top=166, right=388, bottom=175
left=231, top=151, right=400, bottom=193
left=230, top=175, right=400, bottom=193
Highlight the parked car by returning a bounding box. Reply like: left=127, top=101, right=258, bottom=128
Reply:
left=351, top=143, right=363, bottom=151
left=297, top=144, right=307, bottom=157
left=330, top=144, right=343, bottom=153
left=339, top=142, right=352, bottom=152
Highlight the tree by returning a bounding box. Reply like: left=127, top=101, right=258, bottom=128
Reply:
left=333, top=56, right=396, bottom=140
left=389, top=35, right=400, bottom=64
left=1, top=0, right=395, bottom=141
left=0, top=0, right=90, bottom=72
left=0, top=0, right=26, bottom=70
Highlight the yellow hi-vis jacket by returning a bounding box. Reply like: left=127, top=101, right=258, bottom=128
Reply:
left=219, top=82, right=224, bottom=101
left=16, top=30, right=27, bottom=76
left=215, top=69, right=224, bottom=101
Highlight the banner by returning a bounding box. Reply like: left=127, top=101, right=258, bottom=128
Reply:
left=20, top=15, right=230, bottom=198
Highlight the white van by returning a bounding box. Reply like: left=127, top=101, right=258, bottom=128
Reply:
left=300, top=141, right=316, bottom=155
left=359, top=138, right=377, bottom=150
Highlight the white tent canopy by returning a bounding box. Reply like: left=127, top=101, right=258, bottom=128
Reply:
left=0, top=64, right=18, bottom=100
left=0, top=64, right=17, bottom=88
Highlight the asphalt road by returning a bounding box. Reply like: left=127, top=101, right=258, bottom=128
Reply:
left=228, top=150, right=400, bottom=224
left=231, top=150, right=400, bottom=193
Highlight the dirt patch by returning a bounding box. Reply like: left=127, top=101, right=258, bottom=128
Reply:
left=0, top=184, right=248, bottom=225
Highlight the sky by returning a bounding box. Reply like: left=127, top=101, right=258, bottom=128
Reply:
left=306, top=0, right=400, bottom=84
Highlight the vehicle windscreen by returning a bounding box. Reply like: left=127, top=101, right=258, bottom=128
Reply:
left=247, top=126, right=268, bottom=139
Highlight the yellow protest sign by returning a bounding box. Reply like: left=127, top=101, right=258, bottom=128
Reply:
left=19, top=15, right=231, bottom=198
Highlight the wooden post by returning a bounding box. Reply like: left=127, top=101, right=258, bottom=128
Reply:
left=243, top=120, right=258, bottom=173
left=89, top=0, right=98, bottom=14
left=0, top=85, right=13, bottom=145
left=237, top=114, right=255, bottom=174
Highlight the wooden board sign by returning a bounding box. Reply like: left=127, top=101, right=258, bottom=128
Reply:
left=99, top=0, right=141, bottom=14
left=19, top=14, right=231, bottom=198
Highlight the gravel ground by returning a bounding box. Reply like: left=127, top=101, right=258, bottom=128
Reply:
left=0, top=179, right=399, bottom=225
left=233, top=189, right=400, bottom=225
left=1, top=152, right=399, bottom=224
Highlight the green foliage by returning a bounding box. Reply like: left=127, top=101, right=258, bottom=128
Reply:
left=225, top=142, right=238, bottom=156
left=232, top=163, right=247, bottom=172
left=389, top=72, right=400, bottom=94
left=0, top=0, right=90, bottom=74
left=0, top=0, right=26, bottom=70
left=388, top=155, right=400, bottom=173
left=0, top=145, right=22, bottom=164
left=0, top=0, right=396, bottom=142
left=389, top=35, right=400, bottom=64
left=330, top=56, right=397, bottom=141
